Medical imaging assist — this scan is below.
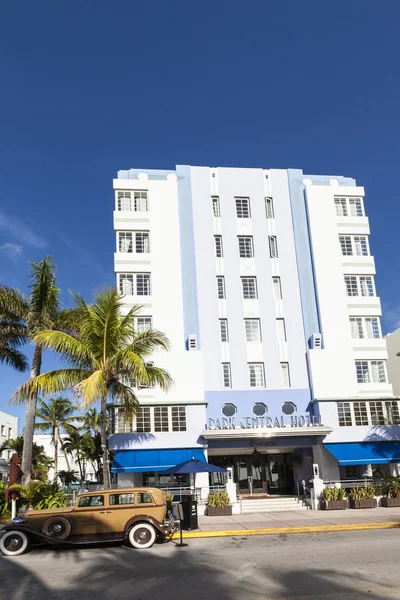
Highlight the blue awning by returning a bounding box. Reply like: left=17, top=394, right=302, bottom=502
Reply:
left=111, top=448, right=207, bottom=473
left=324, top=442, right=400, bottom=466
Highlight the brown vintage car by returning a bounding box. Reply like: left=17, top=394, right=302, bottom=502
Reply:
left=0, top=487, right=176, bottom=556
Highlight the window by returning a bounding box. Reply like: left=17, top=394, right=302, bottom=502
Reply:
left=78, top=495, right=104, bottom=507
left=109, top=494, right=135, bottom=505
left=154, top=407, right=169, bottom=432
left=339, top=235, right=369, bottom=256
left=235, top=197, right=251, bottom=218
left=136, top=316, right=152, bottom=333
left=269, top=236, right=278, bottom=258
left=280, top=363, right=291, bottom=388
left=272, top=277, right=282, bottom=300
left=241, top=277, right=257, bottom=299
left=215, top=236, right=223, bottom=258
left=356, top=360, right=386, bottom=384
left=344, top=466, right=359, bottom=479
left=353, top=402, right=369, bottom=426
left=252, top=402, right=268, bottom=416
left=116, top=408, right=133, bottom=433
left=171, top=406, right=187, bottom=431
left=370, top=401, right=385, bottom=425
left=221, top=403, right=236, bottom=417
left=344, top=276, right=375, bottom=297
left=350, top=317, right=381, bottom=339
left=118, top=231, right=150, bottom=254
left=337, top=402, right=352, bottom=427
left=334, top=196, right=364, bottom=217
left=248, top=363, right=265, bottom=388
left=217, top=276, right=226, bottom=299
left=118, top=232, right=133, bottom=253
left=135, top=231, right=150, bottom=253
left=117, top=190, right=148, bottom=212
left=0, top=426, right=4, bottom=436
left=281, top=402, right=296, bottom=415
left=136, top=407, right=151, bottom=433
left=265, top=197, right=274, bottom=218
left=335, top=197, right=348, bottom=216
left=119, top=273, right=151, bottom=296
left=212, top=196, right=220, bottom=217
left=238, top=236, right=254, bottom=258
left=244, top=319, right=261, bottom=342
left=222, top=363, right=232, bottom=388
left=276, top=319, right=287, bottom=342
left=219, top=319, right=229, bottom=342
left=137, top=493, right=153, bottom=504
left=386, top=401, right=400, bottom=425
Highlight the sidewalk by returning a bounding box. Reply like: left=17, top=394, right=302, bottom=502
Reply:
left=174, top=506, right=400, bottom=539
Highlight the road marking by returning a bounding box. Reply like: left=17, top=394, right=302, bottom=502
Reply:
left=172, top=521, right=400, bottom=539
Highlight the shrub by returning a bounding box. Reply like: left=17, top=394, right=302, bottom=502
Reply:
left=382, top=476, right=400, bottom=498
left=321, top=487, right=346, bottom=501
left=350, top=485, right=376, bottom=500
left=5, top=481, right=68, bottom=510
left=207, top=492, right=231, bottom=508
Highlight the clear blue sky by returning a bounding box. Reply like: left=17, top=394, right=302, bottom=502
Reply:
left=1, top=0, right=400, bottom=428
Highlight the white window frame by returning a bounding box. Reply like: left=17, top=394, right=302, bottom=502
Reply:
left=334, top=196, right=364, bottom=217
left=344, top=275, right=375, bottom=297
left=222, top=363, right=232, bottom=388
left=136, top=316, right=153, bottom=333
left=248, top=363, right=265, bottom=388
left=220, top=319, right=229, bottom=342
left=349, top=316, right=381, bottom=339
left=212, top=196, right=220, bottom=217
left=265, top=197, right=274, bottom=218
left=337, top=400, right=400, bottom=427
left=132, top=406, right=187, bottom=433
left=116, top=190, right=149, bottom=212
left=355, top=360, right=387, bottom=384
left=118, top=231, right=150, bottom=254
left=238, top=236, right=254, bottom=258
left=280, top=362, right=290, bottom=388
left=241, top=277, right=257, bottom=299
left=269, top=236, right=278, bottom=258
left=215, top=236, right=223, bottom=258
left=217, top=276, right=226, bottom=299
left=272, top=277, right=282, bottom=300
left=339, top=235, right=369, bottom=257
left=276, top=318, right=287, bottom=343
left=118, top=273, right=151, bottom=296
left=244, top=318, right=261, bottom=342
left=235, top=197, right=251, bottom=218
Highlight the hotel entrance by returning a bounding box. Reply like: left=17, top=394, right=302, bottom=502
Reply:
left=210, top=453, right=295, bottom=495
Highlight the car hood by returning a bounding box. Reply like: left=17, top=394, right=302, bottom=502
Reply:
left=26, top=507, right=74, bottom=517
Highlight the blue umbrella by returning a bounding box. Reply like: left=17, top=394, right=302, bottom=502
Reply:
left=163, top=459, right=228, bottom=497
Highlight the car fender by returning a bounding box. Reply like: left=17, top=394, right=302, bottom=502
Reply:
left=123, top=515, right=168, bottom=538
left=0, top=523, right=70, bottom=545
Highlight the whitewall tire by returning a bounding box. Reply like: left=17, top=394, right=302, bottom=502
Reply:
left=0, top=530, right=30, bottom=556
left=128, top=523, right=156, bottom=549
left=42, top=516, right=72, bottom=540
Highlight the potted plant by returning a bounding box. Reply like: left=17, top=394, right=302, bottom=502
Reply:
left=381, top=477, right=400, bottom=507
left=349, top=484, right=377, bottom=509
left=320, top=486, right=347, bottom=510
left=206, top=491, right=232, bottom=516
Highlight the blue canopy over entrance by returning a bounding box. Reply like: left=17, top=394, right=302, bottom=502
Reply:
left=111, top=448, right=206, bottom=473
left=324, top=442, right=400, bottom=466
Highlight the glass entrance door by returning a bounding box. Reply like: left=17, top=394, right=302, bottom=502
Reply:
left=233, top=453, right=295, bottom=495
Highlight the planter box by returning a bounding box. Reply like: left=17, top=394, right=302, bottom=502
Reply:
left=206, top=506, right=232, bottom=516
left=321, top=500, right=348, bottom=510
left=381, top=497, right=400, bottom=507
left=349, top=498, right=377, bottom=509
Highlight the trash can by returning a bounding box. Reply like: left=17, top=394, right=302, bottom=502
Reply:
left=180, top=496, right=198, bottom=530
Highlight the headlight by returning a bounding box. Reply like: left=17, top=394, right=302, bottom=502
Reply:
left=11, top=517, right=24, bottom=524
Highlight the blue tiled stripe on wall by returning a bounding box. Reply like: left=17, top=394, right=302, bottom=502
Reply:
left=176, top=166, right=201, bottom=348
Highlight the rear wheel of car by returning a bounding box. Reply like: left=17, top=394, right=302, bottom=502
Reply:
left=0, top=530, right=30, bottom=556
left=128, top=523, right=156, bottom=549
left=42, top=516, right=72, bottom=540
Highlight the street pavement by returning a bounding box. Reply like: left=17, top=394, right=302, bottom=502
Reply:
left=1, top=529, right=400, bottom=599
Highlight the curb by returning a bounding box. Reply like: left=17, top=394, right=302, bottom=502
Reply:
left=172, top=521, right=400, bottom=539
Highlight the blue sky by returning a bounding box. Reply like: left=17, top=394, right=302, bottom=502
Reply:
left=1, top=0, right=400, bottom=428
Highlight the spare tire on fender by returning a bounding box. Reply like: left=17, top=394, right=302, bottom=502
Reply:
left=42, top=516, right=72, bottom=540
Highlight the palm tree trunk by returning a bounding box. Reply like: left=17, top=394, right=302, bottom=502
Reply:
left=60, top=439, right=71, bottom=471
left=100, top=395, right=110, bottom=489
left=54, top=426, right=59, bottom=482
left=21, top=344, right=42, bottom=485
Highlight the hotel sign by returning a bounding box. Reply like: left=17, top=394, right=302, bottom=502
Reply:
left=207, top=415, right=322, bottom=430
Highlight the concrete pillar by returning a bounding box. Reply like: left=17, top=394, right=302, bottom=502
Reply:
left=389, top=463, right=400, bottom=477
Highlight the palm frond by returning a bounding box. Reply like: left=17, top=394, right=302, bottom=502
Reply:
left=10, top=369, right=91, bottom=404
left=33, top=330, right=93, bottom=369
left=109, top=381, right=139, bottom=420
left=130, top=329, right=170, bottom=356
left=0, top=320, right=27, bottom=346
left=0, top=345, right=29, bottom=372
left=28, top=256, right=60, bottom=330
left=74, top=370, right=107, bottom=408
left=144, top=365, right=173, bottom=392
left=0, top=286, right=29, bottom=320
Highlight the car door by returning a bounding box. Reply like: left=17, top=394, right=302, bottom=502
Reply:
left=70, top=494, right=112, bottom=537
left=108, top=492, right=139, bottom=533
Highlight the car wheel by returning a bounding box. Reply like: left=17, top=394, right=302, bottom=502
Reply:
left=0, top=530, right=30, bottom=556
left=42, top=516, right=72, bottom=540
left=128, top=523, right=156, bottom=549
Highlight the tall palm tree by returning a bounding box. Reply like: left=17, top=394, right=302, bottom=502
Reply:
left=35, top=397, right=78, bottom=481
left=12, top=288, right=172, bottom=489
left=0, top=257, right=61, bottom=484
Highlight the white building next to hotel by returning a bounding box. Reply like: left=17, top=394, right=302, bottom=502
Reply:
left=109, top=165, right=399, bottom=511
left=0, top=411, right=18, bottom=482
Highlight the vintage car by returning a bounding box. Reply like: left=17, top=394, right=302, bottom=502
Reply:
left=0, top=487, right=176, bottom=557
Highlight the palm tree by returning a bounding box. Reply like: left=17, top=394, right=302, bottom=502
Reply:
left=0, top=318, right=28, bottom=372
left=35, top=397, right=78, bottom=481
left=0, top=436, right=53, bottom=482
left=0, top=257, right=61, bottom=484
left=83, top=408, right=101, bottom=435
left=12, top=288, right=172, bottom=489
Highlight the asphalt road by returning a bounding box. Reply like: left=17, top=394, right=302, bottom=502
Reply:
left=1, top=530, right=400, bottom=600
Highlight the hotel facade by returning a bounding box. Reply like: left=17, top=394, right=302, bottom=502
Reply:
left=109, top=165, right=400, bottom=509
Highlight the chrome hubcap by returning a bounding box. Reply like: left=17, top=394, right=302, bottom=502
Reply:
left=138, top=531, right=147, bottom=540
left=10, top=538, right=20, bottom=548
left=52, top=524, right=62, bottom=533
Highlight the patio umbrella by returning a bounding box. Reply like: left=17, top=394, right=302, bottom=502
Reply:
left=163, top=459, right=228, bottom=496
